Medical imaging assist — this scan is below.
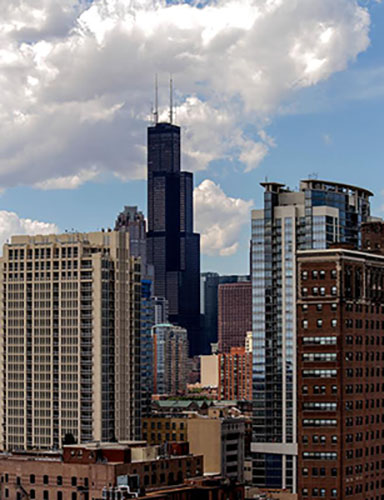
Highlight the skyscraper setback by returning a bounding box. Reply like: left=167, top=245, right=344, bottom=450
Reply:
left=147, top=121, right=200, bottom=355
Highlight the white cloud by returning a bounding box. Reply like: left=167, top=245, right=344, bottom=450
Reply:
left=0, top=0, right=372, bottom=189
left=194, top=179, right=253, bottom=256
left=34, top=167, right=100, bottom=190
left=0, top=211, right=59, bottom=252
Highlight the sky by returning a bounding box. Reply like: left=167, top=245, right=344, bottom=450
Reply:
left=0, top=0, right=383, bottom=274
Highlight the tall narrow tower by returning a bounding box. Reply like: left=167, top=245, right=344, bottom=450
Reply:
left=146, top=118, right=200, bottom=356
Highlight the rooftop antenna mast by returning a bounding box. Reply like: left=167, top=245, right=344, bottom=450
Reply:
left=154, top=74, right=159, bottom=124
left=169, top=75, right=173, bottom=124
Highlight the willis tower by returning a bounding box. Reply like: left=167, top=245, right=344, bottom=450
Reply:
left=147, top=106, right=201, bottom=356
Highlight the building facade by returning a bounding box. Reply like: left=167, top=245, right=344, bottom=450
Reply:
left=251, top=180, right=372, bottom=491
left=0, top=442, right=203, bottom=500
left=200, top=273, right=250, bottom=354
left=147, top=122, right=200, bottom=356
left=297, top=246, right=384, bottom=500
left=0, top=232, right=141, bottom=450
left=218, top=281, right=252, bottom=353
left=152, top=323, right=189, bottom=396
left=218, top=347, right=252, bottom=401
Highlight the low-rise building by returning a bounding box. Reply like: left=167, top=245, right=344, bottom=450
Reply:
left=0, top=442, right=204, bottom=500
left=143, top=414, right=245, bottom=482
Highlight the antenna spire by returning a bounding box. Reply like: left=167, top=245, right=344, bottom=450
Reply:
left=169, top=75, right=173, bottom=124
left=154, top=74, right=159, bottom=124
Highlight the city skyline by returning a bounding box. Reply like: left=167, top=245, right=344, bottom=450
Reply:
left=0, top=1, right=383, bottom=275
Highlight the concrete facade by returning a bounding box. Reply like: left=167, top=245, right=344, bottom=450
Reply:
left=0, top=232, right=141, bottom=450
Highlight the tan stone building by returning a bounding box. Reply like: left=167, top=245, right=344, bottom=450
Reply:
left=0, top=231, right=141, bottom=451
left=142, top=414, right=245, bottom=482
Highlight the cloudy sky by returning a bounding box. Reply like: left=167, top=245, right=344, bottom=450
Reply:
left=0, top=0, right=383, bottom=273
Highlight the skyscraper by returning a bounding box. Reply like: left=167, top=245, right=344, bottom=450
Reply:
left=147, top=122, right=200, bottom=355
left=152, top=323, right=189, bottom=396
left=297, top=244, right=384, bottom=500
left=0, top=231, right=142, bottom=450
left=218, top=281, right=252, bottom=353
left=251, top=180, right=372, bottom=491
left=200, top=273, right=250, bottom=354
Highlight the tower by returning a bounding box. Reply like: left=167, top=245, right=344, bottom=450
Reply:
left=146, top=103, right=200, bottom=356
left=251, top=180, right=372, bottom=491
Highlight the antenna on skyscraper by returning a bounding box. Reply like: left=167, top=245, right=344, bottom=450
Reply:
left=169, top=75, right=173, bottom=124
left=154, top=74, right=159, bottom=124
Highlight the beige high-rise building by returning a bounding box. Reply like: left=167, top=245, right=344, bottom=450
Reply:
left=0, top=231, right=141, bottom=451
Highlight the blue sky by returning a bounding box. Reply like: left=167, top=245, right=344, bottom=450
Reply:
left=0, top=0, right=383, bottom=275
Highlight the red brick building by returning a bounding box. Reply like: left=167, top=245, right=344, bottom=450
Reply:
left=297, top=245, right=384, bottom=500
left=0, top=442, right=203, bottom=500
left=218, top=347, right=252, bottom=401
left=218, top=282, right=252, bottom=353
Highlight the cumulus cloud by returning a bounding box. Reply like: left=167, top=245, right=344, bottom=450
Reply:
left=194, top=179, right=253, bottom=256
left=0, top=211, right=59, bottom=252
left=0, top=0, right=372, bottom=189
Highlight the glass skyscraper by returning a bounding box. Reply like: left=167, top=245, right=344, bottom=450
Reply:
left=147, top=122, right=200, bottom=356
left=251, top=179, right=372, bottom=491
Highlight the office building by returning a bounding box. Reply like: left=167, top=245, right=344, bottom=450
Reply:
left=147, top=122, right=200, bottom=356
left=218, top=281, right=252, bottom=353
left=0, top=232, right=141, bottom=450
left=152, top=323, right=189, bottom=396
left=200, top=273, right=250, bottom=354
left=297, top=244, right=384, bottom=500
left=251, top=180, right=372, bottom=491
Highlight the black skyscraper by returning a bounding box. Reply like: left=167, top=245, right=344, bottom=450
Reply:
left=147, top=122, right=201, bottom=355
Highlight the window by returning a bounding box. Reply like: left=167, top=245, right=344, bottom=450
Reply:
left=316, top=304, right=323, bottom=311
left=43, top=476, right=49, bottom=485
left=319, top=287, right=326, bottom=296
left=312, top=270, right=318, bottom=279
left=302, top=489, right=308, bottom=496
left=316, top=319, right=323, bottom=327
left=331, top=489, right=337, bottom=497
left=331, top=286, right=337, bottom=295
left=320, top=489, right=326, bottom=497
left=313, top=287, right=319, bottom=296
left=71, top=477, right=77, bottom=487
left=57, top=493, right=63, bottom=500
left=71, top=494, right=77, bottom=500
left=302, top=271, right=308, bottom=280
left=331, top=319, right=337, bottom=328
left=302, top=320, right=308, bottom=329
left=30, top=475, right=35, bottom=484
left=302, top=468, right=308, bottom=476
left=57, top=476, right=62, bottom=486
left=43, top=491, right=49, bottom=500
left=331, top=269, right=337, bottom=278
left=30, top=491, right=35, bottom=499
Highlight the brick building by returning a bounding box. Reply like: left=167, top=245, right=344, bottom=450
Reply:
left=0, top=442, right=203, bottom=500
left=218, top=282, right=252, bottom=353
left=218, top=347, right=252, bottom=401
left=297, top=245, right=384, bottom=499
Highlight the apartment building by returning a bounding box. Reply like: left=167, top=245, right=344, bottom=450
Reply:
left=0, top=231, right=141, bottom=451
left=152, top=323, right=189, bottom=396
left=297, top=245, right=384, bottom=500
left=251, top=180, right=372, bottom=490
